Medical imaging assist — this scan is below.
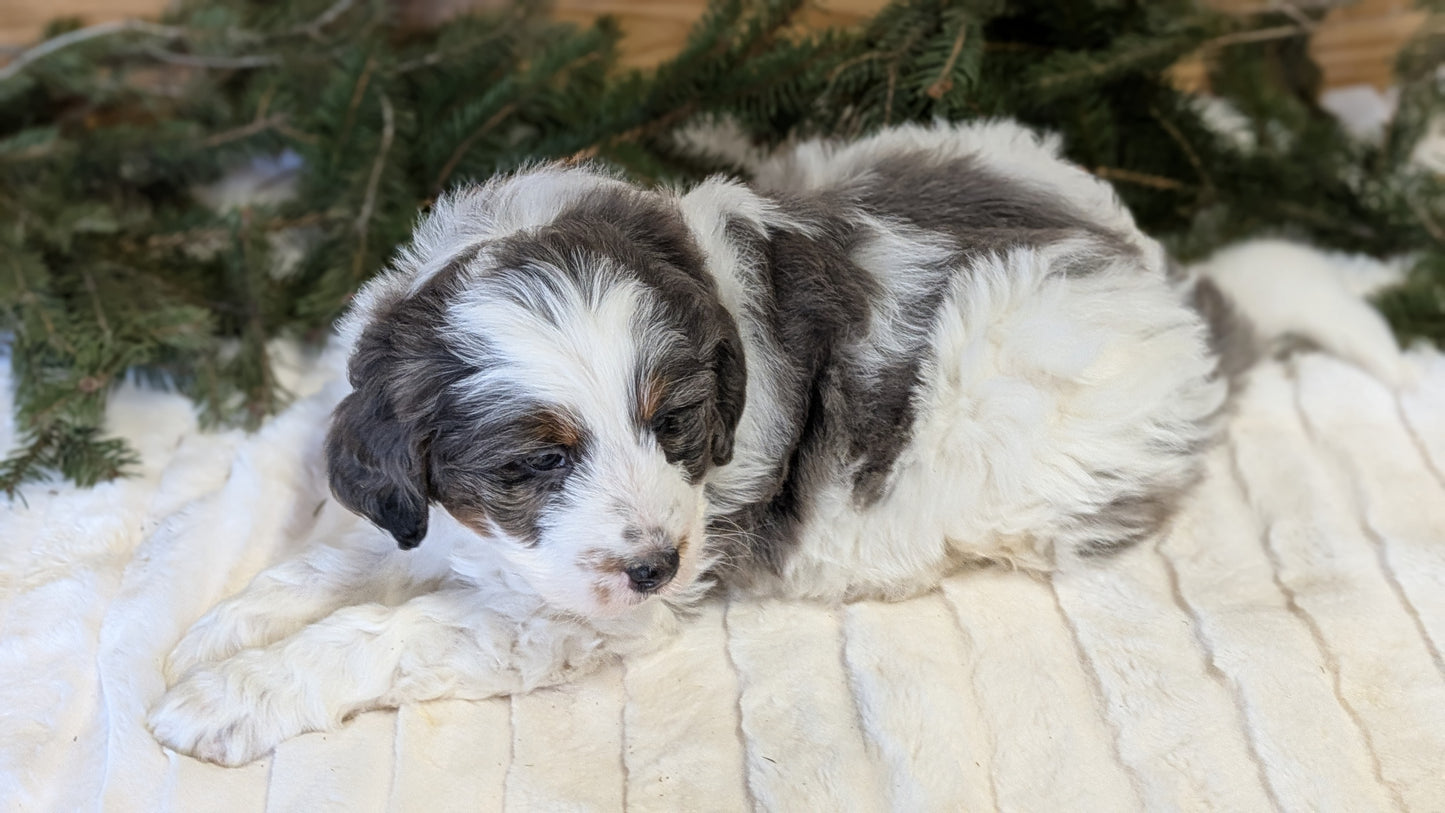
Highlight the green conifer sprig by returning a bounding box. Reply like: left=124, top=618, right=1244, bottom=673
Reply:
left=0, top=0, right=1441, bottom=492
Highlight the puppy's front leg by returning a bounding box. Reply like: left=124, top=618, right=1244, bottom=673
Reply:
left=149, top=589, right=658, bottom=767
left=164, top=541, right=403, bottom=682
left=163, top=499, right=452, bottom=682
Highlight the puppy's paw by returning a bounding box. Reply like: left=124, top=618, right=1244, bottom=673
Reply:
left=148, top=656, right=328, bottom=767
left=164, top=603, right=282, bottom=684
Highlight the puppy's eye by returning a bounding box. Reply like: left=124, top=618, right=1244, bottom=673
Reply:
left=523, top=450, right=572, bottom=474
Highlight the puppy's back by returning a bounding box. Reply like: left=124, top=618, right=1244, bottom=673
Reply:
left=750, top=119, right=1163, bottom=273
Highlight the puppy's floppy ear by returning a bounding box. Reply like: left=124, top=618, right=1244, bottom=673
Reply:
left=326, top=388, right=432, bottom=549
left=708, top=309, right=747, bottom=466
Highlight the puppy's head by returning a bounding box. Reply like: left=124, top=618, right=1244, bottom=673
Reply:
left=326, top=166, right=745, bottom=616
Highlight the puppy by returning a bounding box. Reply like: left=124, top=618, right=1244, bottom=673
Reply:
left=150, top=120, right=1231, bottom=766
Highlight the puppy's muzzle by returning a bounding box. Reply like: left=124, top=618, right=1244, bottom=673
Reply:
left=625, top=548, right=679, bottom=593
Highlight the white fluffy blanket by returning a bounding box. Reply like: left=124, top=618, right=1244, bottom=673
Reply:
left=3, top=245, right=1445, bottom=811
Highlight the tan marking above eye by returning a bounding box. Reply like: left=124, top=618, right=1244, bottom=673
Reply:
left=533, top=409, right=584, bottom=449
left=637, top=372, right=666, bottom=425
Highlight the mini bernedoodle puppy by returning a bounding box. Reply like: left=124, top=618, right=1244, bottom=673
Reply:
left=149, top=120, right=1315, bottom=765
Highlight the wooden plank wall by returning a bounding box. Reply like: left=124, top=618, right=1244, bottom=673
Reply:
left=0, top=0, right=171, bottom=49
left=0, top=0, right=1434, bottom=90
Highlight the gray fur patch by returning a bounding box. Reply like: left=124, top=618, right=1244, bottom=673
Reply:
left=1071, top=482, right=1193, bottom=557
left=706, top=203, right=880, bottom=578
left=852, top=154, right=1139, bottom=269
left=1190, top=275, right=1261, bottom=387
left=712, top=150, right=1153, bottom=581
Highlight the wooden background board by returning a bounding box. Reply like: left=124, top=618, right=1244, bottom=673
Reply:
left=0, top=0, right=1433, bottom=90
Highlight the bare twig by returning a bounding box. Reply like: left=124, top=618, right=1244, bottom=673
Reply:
left=201, top=114, right=289, bottom=147
left=1274, top=200, right=1379, bottom=240
left=143, top=48, right=282, bottom=70
left=827, top=51, right=881, bottom=82
left=140, top=211, right=341, bottom=250
left=1038, top=37, right=1183, bottom=89
left=0, top=140, right=58, bottom=162
left=81, top=271, right=112, bottom=339
left=353, top=93, right=396, bottom=278
left=926, top=21, right=968, bottom=99
left=275, top=122, right=321, bottom=144
left=881, top=27, right=925, bottom=123
left=254, top=83, right=278, bottom=121
left=1151, top=107, right=1215, bottom=196
left=1409, top=196, right=1445, bottom=245
left=338, top=55, right=379, bottom=148
left=983, top=41, right=1048, bottom=53
left=819, top=51, right=884, bottom=101
left=1202, top=24, right=1308, bottom=50
left=1092, top=166, right=1189, bottom=190
left=1276, top=2, right=1321, bottom=32
left=0, top=19, right=186, bottom=82
left=396, top=51, right=450, bottom=73
left=605, top=103, right=703, bottom=152
left=274, top=122, right=321, bottom=144
left=562, top=146, right=600, bottom=165
left=291, top=0, right=357, bottom=39
left=433, top=102, right=518, bottom=192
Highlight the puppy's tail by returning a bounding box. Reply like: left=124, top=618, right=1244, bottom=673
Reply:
left=1182, top=239, right=1409, bottom=388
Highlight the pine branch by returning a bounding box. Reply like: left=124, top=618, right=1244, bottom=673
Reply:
left=1, top=0, right=1441, bottom=492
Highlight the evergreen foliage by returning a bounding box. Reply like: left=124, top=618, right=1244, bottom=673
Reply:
left=0, top=0, right=1441, bottom=491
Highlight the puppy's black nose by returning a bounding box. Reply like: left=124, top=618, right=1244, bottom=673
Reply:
left=625, top=548, right=679, bottom=592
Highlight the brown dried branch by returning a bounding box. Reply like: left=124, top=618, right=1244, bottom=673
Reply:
left=338, top=55, right=379, bottom=148
left=1151, top=107, right=1215, bottom=197
left=201, top=114, right=290, bottom=147
left=353, top=93, right=397, bottom=279
left=1092, top=166, right=1188, bottom=190
left=926, top=21, right=968, bottom=100
left=432, top=102, right=518, bottom=193
left=291, top=0, right=357, bottom=40
left=1202, top=24, right=1309, bottom=50
left=143, top=48, right=282, bottom=69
